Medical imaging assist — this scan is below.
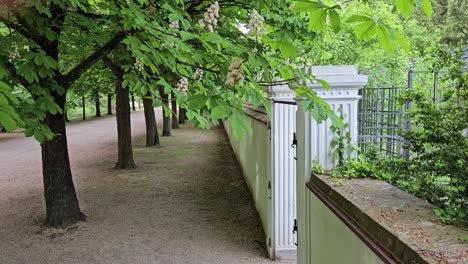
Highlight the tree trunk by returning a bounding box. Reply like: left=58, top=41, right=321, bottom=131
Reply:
left=171, top=92, right=179, bottom=129
left=143, top=90, right=160, bottom=147
left=64, top=108, right=70, bottom=123
left=104, top=58, right=136, bottom=169
left=131, top=93, right=136, bottom=111
left=42, top=95, right=85, bottom=227
left=178, top=107, right=186, bottom=124
left=107, top=93, right=112, bottom=115
left=114, top=70, right=136, bottom=169
left=95, top=91, right=101, bottom=117
left=159, top=87, right=171, bottom=136
left=0, top=126, right=6, bottom=132
left=82, top=94, right=86, bottom=120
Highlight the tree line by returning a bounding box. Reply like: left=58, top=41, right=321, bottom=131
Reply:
left=0, top=0, right=431, bottom=227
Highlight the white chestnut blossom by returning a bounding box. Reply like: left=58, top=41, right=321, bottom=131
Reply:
left=193, top=68, right=204, bottom=80
left=177, top=77, right=189, bottom=92
left=198, top=19, right=205, bottom=28
left=225, top=60, right=244, bottom=86
left=247, top=9, right=266, bottom=36
left=169, top=21, right=180, bottom=30
left=8, top=43, right=20, bottom=63
left=199, top=2, right=220, bottom=33
left=134, top=58, right=144, bottom=72
left=255, top=70, right=263, bottom=82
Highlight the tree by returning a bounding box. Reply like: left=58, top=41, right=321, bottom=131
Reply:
left=159, top=86, right=171, bottom=137
left=131, top=92, right=136, bottom=111
left=107, top=93, right=113, bottom=115
left=178, top=107, right=186, bottom=124
left=94, top=91, right=101, bottom=117
left=104, top=56, right=136, bottom=170
left=171, top=91, right=179, bottom=129
left=143, top=88, right=160, bottom=147
left=0, top=1, right=124, bottom=226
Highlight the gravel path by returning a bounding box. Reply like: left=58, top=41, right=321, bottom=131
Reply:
left=0, top=110, right=273, bottom=264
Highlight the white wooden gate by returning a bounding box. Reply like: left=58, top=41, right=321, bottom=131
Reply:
left=266, top=83, right=298, bottom=261
left=295, top=66, right=368, bottom=264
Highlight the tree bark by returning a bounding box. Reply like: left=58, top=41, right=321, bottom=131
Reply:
left=64, top=108, right=70, bottom=123
left=171, top=92, right=179, bottom=129
left=178, top=107, right=186, bottom=124
left=95, top=91, right=101, bottom=117
left=42, top=94, right=85, bottom=227
left=107, top=93, right=112, bottom=115
left=159, top=87, right=171, bottom=136
left=115, top=70, right=136, bottom=169
left=143, top=90, right=160, bottom=147
left=94, top=91, right=102, bottom=117
left=82, top=93, right=86, bottom=120
left=105, top=58, right=136, bottom=169
left=131, top=93, right=136, bottom=111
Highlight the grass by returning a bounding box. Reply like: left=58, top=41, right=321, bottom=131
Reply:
left=67, top=97, right=143, bottom=121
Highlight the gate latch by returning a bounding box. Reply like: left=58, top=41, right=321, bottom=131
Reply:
left=291, top=133, right=298, bottom=160
left=293, top=219, right=298, bottom=246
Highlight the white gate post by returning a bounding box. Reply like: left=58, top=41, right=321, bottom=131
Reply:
left=294, top=66, right=368, bottom=264
left=265, top=82, right=298, bottom=261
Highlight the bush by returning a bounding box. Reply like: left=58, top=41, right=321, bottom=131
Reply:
left=335, top=44, right=467, bottom=226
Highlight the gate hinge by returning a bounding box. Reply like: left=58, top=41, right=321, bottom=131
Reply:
left=268, top=181, right=272, bottom=199
left=293, top=219, right=298, bottom=246
left=267, top=122, right=272, bottom=140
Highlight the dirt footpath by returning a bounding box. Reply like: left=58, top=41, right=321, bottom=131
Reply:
left=0, top=110, right=273, bottom=264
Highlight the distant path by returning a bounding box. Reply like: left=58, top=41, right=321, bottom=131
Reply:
left=0, top=110, right=272, bottom=264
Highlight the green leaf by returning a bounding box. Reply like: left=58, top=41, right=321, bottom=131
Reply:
left=395, top=0, right=414, bottom=18
left=318, top=79, right=330, bottom=89
left=328, top=9, right=341, bottom=33
left=202, top=33, right=231, bottom=45
left=280, top=65, right=295, bottom=79
left=346, top=15, right=373, bottom=23
left=211, top=105, right=230, bottom=120
left=277, top=41, right=298, bottom=59
left=187, top=95, right=208, bottom=111
left=34, top=131, right=45, bottom=142
left=0, top=93, right=7, bottom=105
left=421, top=0, right=433, bottom=17
left=308, top=8, right=328, bottom=32
left=377, top=24, right=397, bottom=51
left=395, top=32, right=410, bottom=53
left=354, top=21, right=378, bottom=40
left=24, top=127, right=34, bottom=137
left=290, top=1, right=320, bottom=12
left=180, top=31, right=196, bottom=41
left=230, top=110, right=252, bottom=139
left=36, top=4, right=52, bottom=17
left=0, top=113, right=16, bottom=132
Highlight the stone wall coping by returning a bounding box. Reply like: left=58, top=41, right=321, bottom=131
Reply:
left=308, top=173, right=468, bottom=264
left=244, top=104, right=269, bottom=125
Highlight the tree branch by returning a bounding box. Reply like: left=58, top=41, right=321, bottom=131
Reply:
left=0, top=15, right=50, bottom=52
left=103, top=57, right=124, bottom=76
left=61, top=31, right=126, bottom=89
